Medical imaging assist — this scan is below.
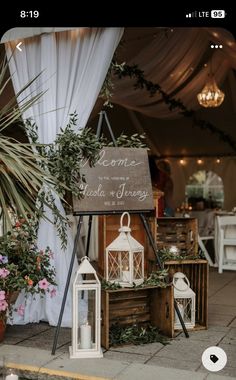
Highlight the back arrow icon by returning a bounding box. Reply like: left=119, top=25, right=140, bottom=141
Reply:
left=16, top=42, right=22, bottom=52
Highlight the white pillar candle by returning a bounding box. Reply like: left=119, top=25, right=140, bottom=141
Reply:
left=122, top=270, right=130, bottom=282
left=5, top=374, right=19, bottom=380
left=175, top=303, right=185, bottom=324
left=80, top=323, right=92, bottom=349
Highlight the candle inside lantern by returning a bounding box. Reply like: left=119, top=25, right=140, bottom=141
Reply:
left=122, top=266, right=130, bottom=282
left=175, top=302, right=185, bottom=324
left=5, top=374, right=19, bottom=380
left=80, top=322, right=92, bottom=349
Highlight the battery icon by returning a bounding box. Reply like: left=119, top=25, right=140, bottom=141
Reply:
left=211, top=10, right=226, bottom=18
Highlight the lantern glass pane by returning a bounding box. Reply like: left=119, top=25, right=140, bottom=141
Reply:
left=77, top=289, right=96, bottom=349
left=108, top=250, right=130, bottom=281
left=175, top=298, right=192, bottom=324
left=133, top=251, right=143, bottom=279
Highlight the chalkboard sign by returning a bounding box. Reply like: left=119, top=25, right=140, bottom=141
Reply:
left=72, top=147, right=154, bottom=213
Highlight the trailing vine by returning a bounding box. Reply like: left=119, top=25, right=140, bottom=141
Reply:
left=104, top=62, right=236, bottom=152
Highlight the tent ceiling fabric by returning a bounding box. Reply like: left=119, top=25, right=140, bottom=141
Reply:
left=1, top=27, right=236, bottom=157
left=97, top=27, right=236, bottom=157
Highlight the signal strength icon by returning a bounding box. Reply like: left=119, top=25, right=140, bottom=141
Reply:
left=186, top=11, right=198, bottom=18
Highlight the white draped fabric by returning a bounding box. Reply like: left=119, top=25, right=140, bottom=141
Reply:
left=5, top=27, right=123, bottom=326
left=112, top=28, right=236, bottom=119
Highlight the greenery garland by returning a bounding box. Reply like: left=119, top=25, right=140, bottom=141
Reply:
left=108, top=62, right=236, bottom=153
left=109, top=324, right=169, bottom=346
left=157, top=248, right=201, bottom=262
left=101, top=268, right=169, bottom=290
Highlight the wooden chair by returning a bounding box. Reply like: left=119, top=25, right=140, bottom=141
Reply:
left=217, top=216, right=236, bottom=273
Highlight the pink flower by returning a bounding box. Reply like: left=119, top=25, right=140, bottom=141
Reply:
left=0, top=290, right=6, bottom=300
left=17, top=304, right=25, bottom=316
left=0, top=268, right=10, bottom=278
left=38, top=278, right=49, bottom=290
left=0, top=299, right=8, bottom=311
left=50, top=288, right=56, bottom=298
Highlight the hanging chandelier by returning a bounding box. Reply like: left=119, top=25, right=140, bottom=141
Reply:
left=197, top=74, right=225, bottom=108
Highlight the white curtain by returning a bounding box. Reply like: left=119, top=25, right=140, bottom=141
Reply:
left=5, top=27, right=123, bottom=326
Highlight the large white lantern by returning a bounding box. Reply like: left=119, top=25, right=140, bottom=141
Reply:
left=70, top=256, right=103, bottom=358
left=173, top=272, right=196, bottom=329
left=105, top=212, right=144, bottom=287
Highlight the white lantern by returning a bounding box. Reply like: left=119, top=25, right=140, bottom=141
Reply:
left=105, top=212, right=144, bottom=287
left=70, top=256, right=103, bottom=358
left=173, top=272, right=196, bottom=329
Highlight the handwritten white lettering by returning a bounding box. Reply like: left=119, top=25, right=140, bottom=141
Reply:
left=116, top=183, right=149, bottom=201
left=79, top=184, right=105, bottom=197
left=93, top=150, right=143, bottom=168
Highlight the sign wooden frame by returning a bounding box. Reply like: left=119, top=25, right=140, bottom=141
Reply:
left=72, top=147, right=154, bottom=214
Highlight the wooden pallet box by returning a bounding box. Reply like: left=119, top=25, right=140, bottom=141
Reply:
left=164, top=259, right=208, bottom=332
left=156, top=217, right=198, bottom=257
left=101, top=285, right=174, bottom=349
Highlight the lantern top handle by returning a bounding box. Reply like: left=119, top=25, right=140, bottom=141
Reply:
left=119, top=212, right=131, bottom=231
left=120, top=212, right=130, bottom=228
left=81, top=256, right=90, bottom=263
left=173, top=272, right=190, bottom=291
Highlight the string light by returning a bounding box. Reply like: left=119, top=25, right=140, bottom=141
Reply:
left=197, top=159, right=203, bottom=165
left=216, top=158, right=221, bottom=164
left=179, top=159, right=186, bottom=165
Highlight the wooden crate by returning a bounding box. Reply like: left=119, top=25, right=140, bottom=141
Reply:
left=164, top=259, right=208, bottom=332
left=101, top=285, right=174, bottom=349
left=98, top=214, right=156, bottom=277
left=156, top=217, right=198, bottom=257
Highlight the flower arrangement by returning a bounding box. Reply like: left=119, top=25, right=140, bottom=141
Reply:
left=0, top=217, right=56, bottom=322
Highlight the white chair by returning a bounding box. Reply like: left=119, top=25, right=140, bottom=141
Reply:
left=217, top=216, right=236, bottom=273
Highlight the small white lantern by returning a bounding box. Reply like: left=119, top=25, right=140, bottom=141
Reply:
left=105, top=212, right=144, bottom=287
left=173, top=272, right=196, bottom=329
left=70, top=256, right=103, bottom=358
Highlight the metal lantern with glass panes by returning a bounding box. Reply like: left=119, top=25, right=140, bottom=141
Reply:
left=173, top=272, right=196, bottom=329
left=69, top=256, right=103, bottom=358
left=105, top=212, right=144, bottom=287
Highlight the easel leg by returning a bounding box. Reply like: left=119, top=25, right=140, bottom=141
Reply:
left=81, top=215, right=93, bottom=299
left=51, top=215, right=84, bottom=355
left=85, top=215, right=93, bottom=257
left=140, top=213, right=189, bottom=338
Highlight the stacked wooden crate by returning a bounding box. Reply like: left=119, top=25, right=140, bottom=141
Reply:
left=164, top=259, right=208, bottom=335
left=156, top=217, right=198, bottom=257
left=101, top=286, right=173, bottom=349
left=98, top=214, right=208, bottom=347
